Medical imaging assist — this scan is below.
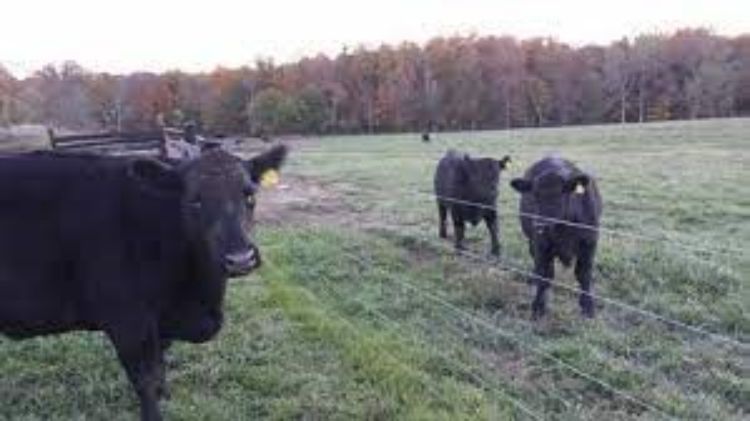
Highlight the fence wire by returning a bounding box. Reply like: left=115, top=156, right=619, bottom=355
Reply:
left=336, top=248, right=677, bottom=420
left=424, top=191, right=746, bottom=257
left=371, top=219, right=748, bottom=350
left=304, top=267, right=546, bottom=420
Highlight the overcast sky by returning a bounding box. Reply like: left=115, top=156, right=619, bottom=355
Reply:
left=1, top=0, right=747, bottom=76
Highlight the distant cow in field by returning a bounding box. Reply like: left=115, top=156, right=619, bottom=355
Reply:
left=0, top=145, right=287, bottom=421
left=434, top=150, right=511, bottom=256
left=509, top=156, right=602, bottom=319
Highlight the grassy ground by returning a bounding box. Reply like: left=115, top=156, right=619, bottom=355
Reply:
left=0, top=118, right=748, bottom=419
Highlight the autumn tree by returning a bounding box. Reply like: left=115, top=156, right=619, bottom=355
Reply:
left=0, top=66, right=15, bottom=126
left=603, top=40, right=634, bottom=123
left=732, top=35, right=750, bottom=115
left=3, top=28, right=749, bottom=134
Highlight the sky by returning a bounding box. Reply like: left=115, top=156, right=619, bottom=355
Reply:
left=1, top=0, right=748, bottom=76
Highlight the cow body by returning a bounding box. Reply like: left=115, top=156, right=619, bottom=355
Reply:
left=0, top=146, right=286, bottom=420
left=510, top=156, right=602, bottom=319
left=434, top=150, right=510, bottom=256
left=0, top=154, right=195, bottom=337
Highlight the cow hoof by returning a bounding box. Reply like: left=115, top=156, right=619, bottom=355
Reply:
left=157, top=385, right=171, bottom=401
left=581, top=306, right=595, bottom=319
left=531, top=302, right=546, bottom=320
left=531, top=311, right=545, bottom=321
left=580, top=296, right=595, bottom=318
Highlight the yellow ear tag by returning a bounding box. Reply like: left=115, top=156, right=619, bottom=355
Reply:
left=260, top=169, right=280, bottom=188
left=575, top=184, right=586, bottom=195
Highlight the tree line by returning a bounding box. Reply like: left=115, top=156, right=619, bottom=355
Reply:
left=1, top=28, right=749, bottom=136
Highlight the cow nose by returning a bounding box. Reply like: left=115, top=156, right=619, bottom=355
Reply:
left=224, top=246, right=261, bottom=276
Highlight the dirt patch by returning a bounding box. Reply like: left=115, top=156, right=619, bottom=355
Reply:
left=255, top=175, right=354, bottom=226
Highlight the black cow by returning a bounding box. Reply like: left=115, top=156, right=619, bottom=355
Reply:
left=434, top=150, right=511, bottom=256
left=509, top=156, right=602, bottom=319
left=0, top=145, right=287, bottom=421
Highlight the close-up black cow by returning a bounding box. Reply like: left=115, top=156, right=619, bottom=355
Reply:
left=0, top=145, right=287, bottom=421
left=509, top=156, right=602, bottom=319
left=434, top=150, right=512, bottom=256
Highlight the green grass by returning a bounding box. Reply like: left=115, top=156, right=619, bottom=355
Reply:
left=1, top=118, right=748, bottom=419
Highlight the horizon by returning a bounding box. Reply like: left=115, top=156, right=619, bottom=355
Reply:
left=1, top=0, right=748, bottom=78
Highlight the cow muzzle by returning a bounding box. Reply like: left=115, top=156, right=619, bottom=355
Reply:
left=224, top=246, right=261, bottom=276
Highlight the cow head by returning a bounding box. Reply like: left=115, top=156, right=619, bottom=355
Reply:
left=510, top=171, right=589, bottom=234
left=128, top=145, right=286, bottom=277
left=458, top=155, right=511, bottom=201
left=177, top=145, right=287, bottom=277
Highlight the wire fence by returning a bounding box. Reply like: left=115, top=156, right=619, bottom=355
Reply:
left=280, top=234, right=652, bottom=418
left=334, top=248, right=678, bottom=419
left=282, top=155, right=748, bottom=257
left=380, top=222, right=748, bottom=350
left=256, top=160, right=748, bottom=416
left=275, top=143, right=749, bottom=354
left=303, top=267, right=546, bottom=420
left=267, top=209, right=749, bottom=417
left=261, top=165, right=748, bottom=348
left=320, top=179, right=748, bottom=348
left=421, top=191, right=746, bottom=257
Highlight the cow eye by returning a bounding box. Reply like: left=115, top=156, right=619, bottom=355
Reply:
left=243, top=182, right=258, bottom=197
left=189, top=198, right=202, bottom=209
left=246, top=195, right=256, bottom=208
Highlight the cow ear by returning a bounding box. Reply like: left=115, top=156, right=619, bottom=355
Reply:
left=497, top=155, right=511, bottom=170
left=564, top=174, right=590, bottom=194
left=128, top=159, right=183, bottom=193
left=510, top=178, right=532, bottom=193
left=244, top=145, right=288, bottom=183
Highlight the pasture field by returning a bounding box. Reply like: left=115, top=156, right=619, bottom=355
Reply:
left=0, top=118, right=748, bottom=420
left=0, top=125, right=50, bottom=153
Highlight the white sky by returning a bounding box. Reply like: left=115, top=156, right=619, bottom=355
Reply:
left=1, top=0, right=747, bottom=76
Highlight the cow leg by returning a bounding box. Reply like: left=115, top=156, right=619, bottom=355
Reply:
left=575, top=242, right=597, bottom=318
left=438, top=203, right=448, bottom=239
left=451, top=209, right=466, bottom=251
left=108, top=321, right=163, bottom=421
left=531, top=253, right=554, bottom=320
left=157, top=339, right=173, bottom=400
left=483, top=211, right=500, bottom=257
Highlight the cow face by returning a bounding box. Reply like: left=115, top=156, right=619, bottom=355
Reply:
left=459, top=155, right=511, bottom=201
left=181, top=145, right=287, bottom=277
left=510, top=171, right=589, bottom=235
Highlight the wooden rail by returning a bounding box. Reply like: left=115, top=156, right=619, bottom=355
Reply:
left=47, top=128, right=184, bottom=157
